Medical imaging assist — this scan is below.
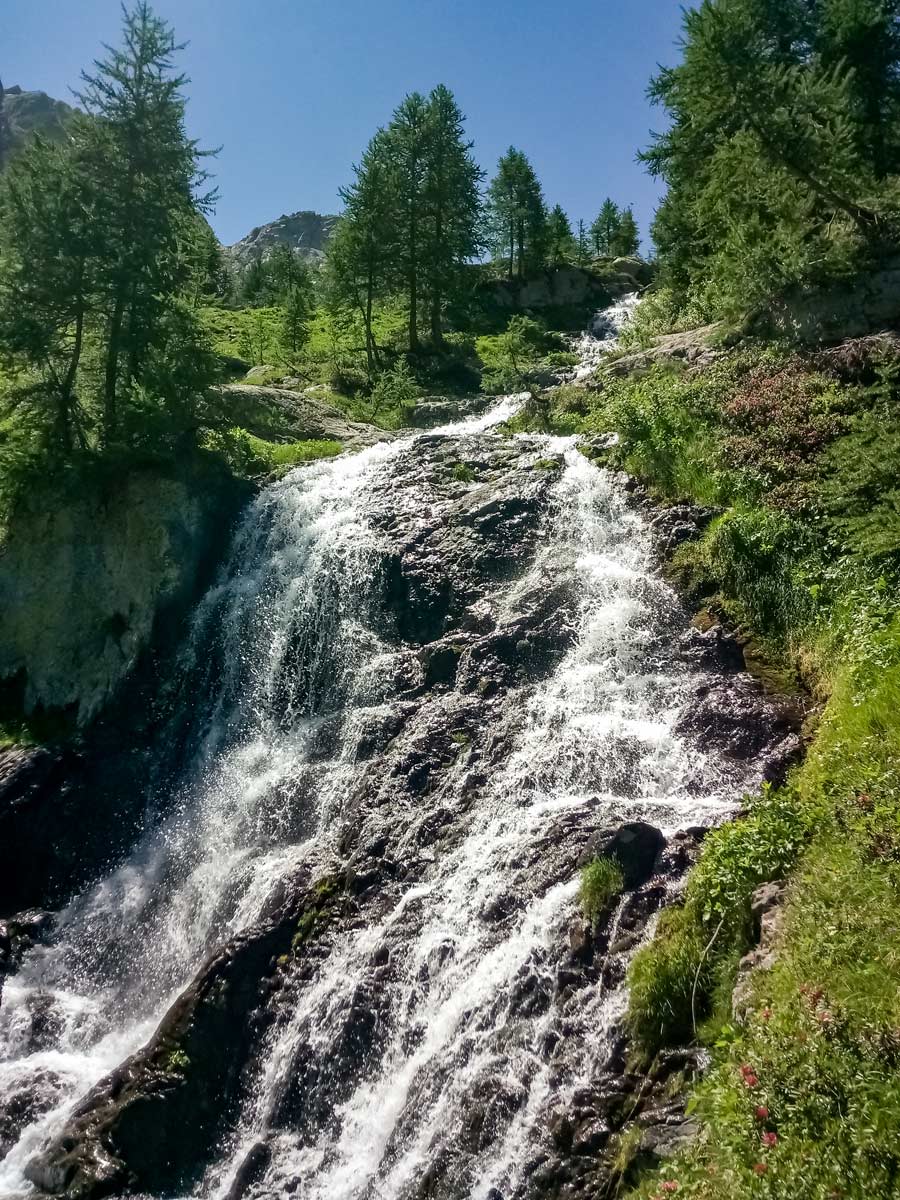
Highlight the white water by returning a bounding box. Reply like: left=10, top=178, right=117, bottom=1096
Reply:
left=0, top=300, right=758, bottom=1199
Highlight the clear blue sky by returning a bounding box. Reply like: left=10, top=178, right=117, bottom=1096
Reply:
left=6, top=0, right=685, bottom=249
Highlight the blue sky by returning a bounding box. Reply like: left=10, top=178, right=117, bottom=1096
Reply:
left=6, top=0, right=686, bottom=249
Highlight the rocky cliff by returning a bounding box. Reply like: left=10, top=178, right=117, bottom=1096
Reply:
left=0, top=457, right=249, bottom=726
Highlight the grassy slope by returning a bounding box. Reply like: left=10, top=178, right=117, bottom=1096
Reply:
left=538, top=342, right=900, bottom=1198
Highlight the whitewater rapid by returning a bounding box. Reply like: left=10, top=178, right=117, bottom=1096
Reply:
left=0, top=296, right=767, bottom=1200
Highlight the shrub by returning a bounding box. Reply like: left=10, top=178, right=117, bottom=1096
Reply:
left=452, top=463, right=475, bottom=483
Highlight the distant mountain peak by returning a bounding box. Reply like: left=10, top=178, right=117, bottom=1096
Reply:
left=225, top=209, right=338, bottom=268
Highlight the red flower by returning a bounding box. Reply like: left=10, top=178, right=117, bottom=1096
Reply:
left=743, top=1072, right=759, bottom=1088
left=753, top=1162, right=769, bottom=1175
left=762, top=1131, right=778, bottom=1148
left=761, top=1007, right=773, bottom=1021
left=661, top=1184, right=679, bottom=1194
left=755, top=1106, right=769, bottom=1121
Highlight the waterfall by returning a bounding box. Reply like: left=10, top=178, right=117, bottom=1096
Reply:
left=0, top=300, right=781, bottom=1200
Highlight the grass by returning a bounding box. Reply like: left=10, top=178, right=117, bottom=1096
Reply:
left=580, top=856, right=625, bottom=925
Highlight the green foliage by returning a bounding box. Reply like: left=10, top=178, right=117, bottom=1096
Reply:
left=331, top=85, right=483, bottom=361
left=200, top=426, right=341, bottom=479
left=368, top=358, right=418, bottom=427
left=485, top=147, right=548, bottom=278
left=452, top=462, right=475, bottom=482
left=579, top=857, right=624, bottom=924
left=546, top=204, right=577, bottom=266
left=590, top=198, right=622, bottom=256
left=477, top=314, right=548, bottom=394
left=0, top=1, right=218, bottom=490
left=644, top=0, right=900, bottom=319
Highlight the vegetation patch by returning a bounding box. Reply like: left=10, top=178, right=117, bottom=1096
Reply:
left=579, top=856, right=625, bottom=925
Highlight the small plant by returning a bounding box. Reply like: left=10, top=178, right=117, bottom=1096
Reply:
left=452, top=462, right=475, bottom=482
left=580, top=856, right=624, bottom=925
left=165, top=1046, right=190, bottom=1073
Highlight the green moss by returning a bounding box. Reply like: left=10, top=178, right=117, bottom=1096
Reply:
left=579, top=856, right=624, bottom=925
left=533, top=458, right=562, bottom=471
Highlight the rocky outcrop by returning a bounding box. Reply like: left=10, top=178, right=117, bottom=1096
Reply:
left=224, top=210, right=337, bottom=269
left=0, top=457, right=249, bottom=725
left=2, top=85, right=76, bottom=157
left=26, top=874, right=345, bottom=1198
left=480, top=266, right=617, bottom=314
left=757, top=255, right=900, bottom=343
left=219, top=382, right=389, bottom=447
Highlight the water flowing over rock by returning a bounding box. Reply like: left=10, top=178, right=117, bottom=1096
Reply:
left=0, top=305, right=793, bottom=1200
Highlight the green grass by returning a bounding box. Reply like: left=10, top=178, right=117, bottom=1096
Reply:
left=580, top=856, right=625, bottom=924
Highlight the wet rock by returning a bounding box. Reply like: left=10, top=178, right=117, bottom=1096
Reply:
left=25, top=875, right=339, bottom=1198
left=578, top=822, right=666, bottom=889
left=732, top=880, right=788, bottom=1019
left=223, top=1141, right=272, bottom=1200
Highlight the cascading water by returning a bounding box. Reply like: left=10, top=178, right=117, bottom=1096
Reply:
left=0, top=299, right=789, bottom=1200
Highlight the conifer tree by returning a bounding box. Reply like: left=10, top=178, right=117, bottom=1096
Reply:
left=610, top=207, right=639, bottom=256
left=486, top=148, right=548, bottom=279
left=385, top=92, right=430, bottom=352
left=546, top=204, right=577, bottom=266
left=590, top=199, right=621, bottom=256
left=575, top=218, right=590, bottom=265
left=330, top=128, right=397, bottom=374
left=421, top=85, right=483, bottom=344
left=77, top=1, right=216, bottom=442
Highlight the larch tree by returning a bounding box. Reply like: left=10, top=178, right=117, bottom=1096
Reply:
left=421, top=85, right=483, bottom=345
left=546, top=204, right=577, bottom=266
left=486, top=148, right=547, bottom=279
left=610, top=207, right=640, bottom=256
left=330, top=128, right=398, bottom=374
left=590, top=198, right=621, bottom=255
left=385, top=92, right=430, bottom=352
left=77, top=0, right=216, bottom=443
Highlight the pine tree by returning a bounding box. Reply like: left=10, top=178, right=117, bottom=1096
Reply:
left=610, top=207, right=640, bottom=256
left=77, top=1, right=216, bottom=443
left=546, top=204, right=576, bottom=266
left=279, top=279, right=314, bottom=361
left=590, top=199, right=621, bottom=256
left=421, top=85, right=483, bottom=344
left=486, top=148, right=547, bottom=279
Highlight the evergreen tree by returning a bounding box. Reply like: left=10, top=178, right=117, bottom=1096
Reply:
left=77, top=1, right=216, bottom=443
left=330, top=128, right=397, bottom=374
left=643, top=0, right=900, bottom=316
left=279, top=281, right=313, bottom=360
left=546, top=204, right=577, bottom=266
left=486, top=148, right=548, bottom=279
left=385, top=92, right=430, bottom=352
left=0, top=130, right=102, bottom=453
left=575, top=218, right=590, bottom=265
left=590, top=199, right=621, bottom=255
left=610, top=207, right=640, bottom=256
left=421, top=85, right=483, bottom=344
left=241, top=256, right=276, bottom=307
